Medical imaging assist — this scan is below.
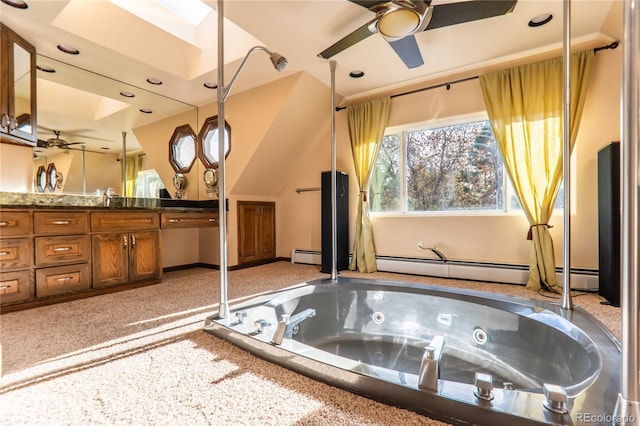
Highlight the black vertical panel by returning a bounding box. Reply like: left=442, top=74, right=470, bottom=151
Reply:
left=597, top=142, right=621, bottom=306
left=321, top=171, right=349, bottom=273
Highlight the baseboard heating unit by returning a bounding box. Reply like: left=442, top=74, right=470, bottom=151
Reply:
left=291, top=249, right=598, bottom=291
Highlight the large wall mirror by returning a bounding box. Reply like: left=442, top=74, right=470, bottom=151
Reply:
left=29, top=55, right=198, bottom=198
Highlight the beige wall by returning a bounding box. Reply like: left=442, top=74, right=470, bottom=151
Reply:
left=0, top=143, right=33, bottom=192
left=277, top=50, right=621, bottom=270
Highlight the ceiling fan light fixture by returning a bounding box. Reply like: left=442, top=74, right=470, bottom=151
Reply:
left=528, top=13, right=553, bottom=28
left=378, top=8, right=420, bottom=38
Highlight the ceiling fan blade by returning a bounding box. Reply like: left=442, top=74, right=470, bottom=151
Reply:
left=387, top=35, right=424, bottom=68
left=426, top=0, right=517, bottom=31
left=318, top=17, right=379, bottom=59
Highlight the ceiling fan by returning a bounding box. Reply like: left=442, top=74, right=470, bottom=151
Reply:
left=37, top=130, right=85, bottom=150
left=318, top=0, right=518, bottom=69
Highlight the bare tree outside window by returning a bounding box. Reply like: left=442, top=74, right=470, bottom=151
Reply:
left=370, top=120, right=505, bottom=213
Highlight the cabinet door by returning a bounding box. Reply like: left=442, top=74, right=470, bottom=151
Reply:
left=129, top=231, right=161, bottom=282
left=238, top=203, right=262, bottom=264
left=260, top=204, right=276, bottom=259
left=238, top=201, right=276, bottom=264
left=92, top=233, right=128, bottom=287
left=1, top=24, right=37, bottom=145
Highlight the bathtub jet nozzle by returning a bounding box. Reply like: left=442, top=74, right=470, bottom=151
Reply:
left=271, top=309, right=316, bottom=345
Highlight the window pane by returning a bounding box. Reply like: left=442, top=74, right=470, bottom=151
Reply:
left=134, top=169, right=165, bottom=198
left=370, top=134, right=401, bottom=212
left=406, top=121, right=504, bottom=212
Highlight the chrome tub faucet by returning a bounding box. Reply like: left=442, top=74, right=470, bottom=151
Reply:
left=271, top=308, right=316, bottom=345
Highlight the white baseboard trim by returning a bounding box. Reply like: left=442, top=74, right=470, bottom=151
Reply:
left=291, top=249, right=599, bottom=291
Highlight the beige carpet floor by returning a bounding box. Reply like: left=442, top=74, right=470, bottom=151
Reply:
left=0, top=262, right=621, bottom=425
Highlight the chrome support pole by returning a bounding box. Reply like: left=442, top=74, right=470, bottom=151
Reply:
left=81, top=145, right=86, bottom=195
left=330, top=60, right=338, bottom=282
left=217, top=0, right=229, bottom=320
left=561, top=0, right=573, bottom=311
left=614, top=0, right=640, bottom=422
left=121, top=132, right=127, bottom=197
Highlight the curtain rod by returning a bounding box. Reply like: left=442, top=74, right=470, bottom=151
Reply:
left=335, top=41, right=619, bottom=112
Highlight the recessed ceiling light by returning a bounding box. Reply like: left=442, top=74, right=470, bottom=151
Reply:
left=120, top=91, right=135, bottom=98
left=528, top=13, right=553, bottom=27
left=203, top=82, right=218, bottom=89
left=36, top=65, right=56, bottom=73
left=349, top=71, right=365, bottom=78
left=140, top=109, right=153, bottom=114
left=146, top=78, right=163, bottom=85
left=57, top=44, right=80, bottom=55
left=1, top=0, right=28, bottom=9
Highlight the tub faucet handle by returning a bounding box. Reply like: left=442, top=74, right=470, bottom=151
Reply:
left=542, top=383, right=568, bottom=414
left=254, top=319, right=268, bottom=333
left=473, top=372, right=494, bottom=401
left=235, top=311, right=248, bottom=324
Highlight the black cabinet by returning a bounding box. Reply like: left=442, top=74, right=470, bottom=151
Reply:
left=321, top=171, right=349, bottom=273
left=597, top=141, right=620, bottom=306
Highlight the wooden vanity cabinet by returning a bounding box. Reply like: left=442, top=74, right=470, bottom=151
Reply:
left=0, top=24, right=37, bottom=146
left=0, top=210, right=33, bottom=304
left=33, top=211, right=91, bottom=298
left=237, top=201, right=275, bottom=265
left=91, top=211, right=161, bottom=288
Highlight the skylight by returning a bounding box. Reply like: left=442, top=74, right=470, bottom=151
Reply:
left=108, top=0, right=213, bottom=44
left=157, top=0, right=211, bottom=26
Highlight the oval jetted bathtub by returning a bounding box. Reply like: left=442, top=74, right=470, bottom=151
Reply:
left=204, top=277, right=620, bottom=425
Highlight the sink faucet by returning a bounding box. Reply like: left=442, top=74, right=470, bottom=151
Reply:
left=418, top=335, right=445, bottom=392
left=271, top=308, right=316, bottom=345
left=103, top=188, right=114, bottom=207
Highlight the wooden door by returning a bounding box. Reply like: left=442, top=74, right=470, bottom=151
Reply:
left=129, top=231, right=161, bottom=282
left=238, top=201, right=276, bottom=265
left=92, top=233, right=128, bottom=287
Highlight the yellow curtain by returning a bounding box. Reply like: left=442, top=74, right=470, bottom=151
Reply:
left=479, top=50, right=594, bottom=292
left=125, top=154, right=142, bottom=197
left=347, top=97, right=391, bottom=273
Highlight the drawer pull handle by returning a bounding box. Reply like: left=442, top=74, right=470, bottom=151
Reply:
left=208, top=218, right=216, bottom=222
left=51, top=220, right=71, bottom=225
left=123, top=235, right=128, bottom=248
left=0, top=221, right=8, bottom=227
left=0, top=251, right=10, bottom=256
left=53, top=247, right=71, bottom=252
left=54, top=277, right=72, bottom=282
left=131, top=234, right=136, bottom=246
left=168, top=218, right=180, bottom=223
left=0, top=285, right=11, bottom=290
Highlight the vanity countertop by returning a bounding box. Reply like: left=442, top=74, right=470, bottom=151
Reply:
left=0, top=192, right=221, bottom=210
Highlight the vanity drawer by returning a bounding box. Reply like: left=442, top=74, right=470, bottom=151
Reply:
left=0, top=270, right=33, bottom=305
left=35, top=235, right=91, bottom=267
left=34, top=211, right=89, bottom=235
left=0, top=238, right=31, bottom=270
left=36, top=263, right=91, bottom=297
left=91, top=211, right=159, bottom=232
left=161, top=212, right=219, bottom=229
left=0, top=210, right=31, bottom=236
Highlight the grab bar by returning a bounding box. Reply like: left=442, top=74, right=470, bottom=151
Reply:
left=295, top=187, right=321, bottom=194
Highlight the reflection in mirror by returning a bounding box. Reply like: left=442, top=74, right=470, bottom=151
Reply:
left=198, top=115, right=231, bottom=169
left=36, top=165, right=46, bottom=193
left=12, top=37, right=34, bottom=138
left=172, top=173, right=186, bottom=199
left=203, top=168, right=218, bottom=197
left=28, top=55, right=198, bottom=197
left=46, top=163, right=57, bottom=192
left=169, top=124, right=197, bottom=173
